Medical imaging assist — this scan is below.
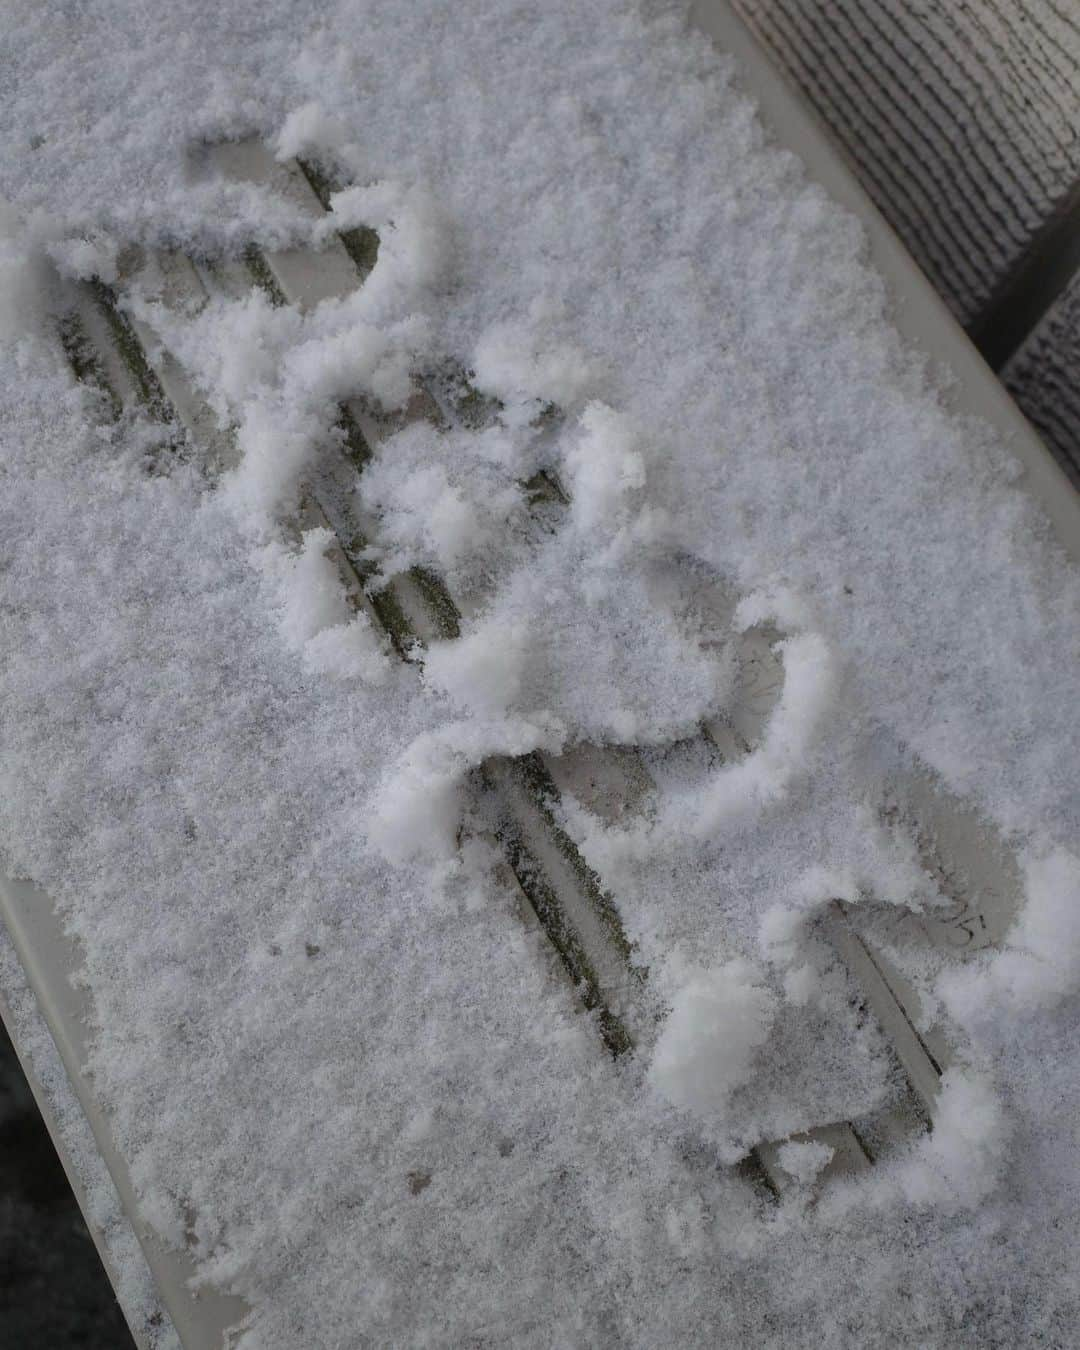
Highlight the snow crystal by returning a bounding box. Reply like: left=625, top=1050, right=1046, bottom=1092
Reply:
left=424, top=623, right=529, bottom=718
left=472, top=310, right=599, bottom=420
left=649, top=959, right=777, bottom=1130
left=301, top=618, right=390, bottom=684
left=322, top=181, right=451, bottom=313
left=269, top=528, right=354, bottom=647
left=369, top=713, right=565, bottom=865
left=46, top=234, right=118, bottom=285
left=776, top=1139, right=835, bottom=1186
left=564, top=402, right=646, bottom=531
left=274, top=102, right=350, bottom=163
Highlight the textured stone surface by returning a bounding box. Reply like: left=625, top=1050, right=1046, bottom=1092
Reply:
left=733, top=0, right=1080, bottom=478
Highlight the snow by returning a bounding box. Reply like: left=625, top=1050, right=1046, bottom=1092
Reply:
left=301, top=618, right=390, bottom=683
left=364, top=436, right=518, bottom=578
left=900, top=1069, right=1012, bottom=1214
left=1001, top=846, right=1080, bottom=1002
left=262, top=527, right=392, bottom=683
left=776, top=1139, right=834, bottom=1186
left=370, top=712, right=566, bottom=865
left=322, top=182, right=451, bottom=306
left=473, top=314, right=599, bottom=421
left=0, top=0, right=1079, bottom=1345
left=648, top=958, right=777, bottom=1146
left=940, top=845, right=1080, bottom=1016
left=424, top=622, right=530, bottom=717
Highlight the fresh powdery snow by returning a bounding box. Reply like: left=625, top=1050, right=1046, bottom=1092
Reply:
left=1, top=1, right=1080, bottom=1346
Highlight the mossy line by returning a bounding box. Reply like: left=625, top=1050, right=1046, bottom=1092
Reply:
left=296, top=156, right=380, bottom=280
left=498, top=822, right=634, bottom=1059
left=337, top=404, right=373, bottom=471
left=408, top=565, right=461, bottom=641
left=57, top=308, right=122, bottom=420
left=513, top=752, right=644, bottom=975
left=331, top=524, right=418, bottom=661
left=87, top=279, right=175, bottom=423
left=243, top=245, right=288, bottom=308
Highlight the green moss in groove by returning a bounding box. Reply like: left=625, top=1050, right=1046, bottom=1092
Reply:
left=514, top=752, right=644, bottom=977
left=523, top=468, right=570, bottom=508
left=243, top=245, right=288, bottom=307
left=337, top=404, right=373, bottom=472
left=87, top=279, right=173, bottom=422
left=296, top=156, right=380, bottom=280
left=332, top=526, right=417, bottom=661
left=409, top=565, right=461, bottom=641
left=57, top=308, right=121, bottom=420
left=497, top=820, right=633, bottom=1059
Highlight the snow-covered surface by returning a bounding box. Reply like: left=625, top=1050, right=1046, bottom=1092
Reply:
left=1, top=1, right=1080, bottom=1344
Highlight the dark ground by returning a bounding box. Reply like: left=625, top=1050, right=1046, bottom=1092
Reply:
left=0, top=1020, right=134, bottom=1348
